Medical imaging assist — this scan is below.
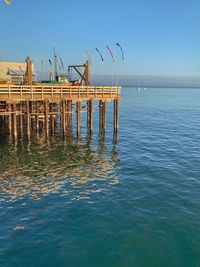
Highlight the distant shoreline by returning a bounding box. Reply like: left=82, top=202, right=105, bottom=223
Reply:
left=90, top=74, right=200, bottom=89
left=122, top=85, right=200, bottom=89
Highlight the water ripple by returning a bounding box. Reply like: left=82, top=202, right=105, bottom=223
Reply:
left=0, top=135, right=119, bottom=205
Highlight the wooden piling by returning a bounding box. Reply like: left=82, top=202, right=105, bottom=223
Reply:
left=26, top=101, right=30, bottom=138
left=65, top=100, right=68, bottom=129
left=8, top=103, right=12, bottom=134
left=114, top=99, right=119, bottom=133
left=85, top=61, right=90, bottom=86
left=45, top=100, right=49, bottom=136
left=76, top=101, right=81, bottom=136
left=68, top=100, right=73, bottom=129
left=102, top=101, right=106, bottom=131
left=36, top=101, right=39, bottom=133
left=87, top=100, right=93, bottom=133
left=62, top=100, right=66, bottom=135
left=20, top=103, right=23, bottom=136
left=50, top=103, right=54, bottom=134
left=13, top=103, right=17, bottom=138
left=99, top=100, right=106, bottom=132
left=99, top=100, right=102, bottom=132
left=66, top=100, right=69, bottom=129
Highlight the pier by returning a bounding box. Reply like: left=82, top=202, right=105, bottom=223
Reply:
left=0, top=58, right=121, bottom=138
left=0, top=84, right=121, bottom=138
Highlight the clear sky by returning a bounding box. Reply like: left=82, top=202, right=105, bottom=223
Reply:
left=1, top=0, right=200, bottom=78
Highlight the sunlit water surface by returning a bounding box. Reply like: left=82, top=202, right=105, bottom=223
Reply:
left=1, top=87, right=200, bottom=267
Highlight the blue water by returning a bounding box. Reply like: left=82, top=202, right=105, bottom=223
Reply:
left=1, top=87, right=200, bottom=266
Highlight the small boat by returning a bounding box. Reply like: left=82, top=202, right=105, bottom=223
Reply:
left=70, top=79, right=81, bottom=86
left=136, top=82, right=141, bottom=92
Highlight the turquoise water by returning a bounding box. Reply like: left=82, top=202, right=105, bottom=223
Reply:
left=1, top=87, right=200, bottom=266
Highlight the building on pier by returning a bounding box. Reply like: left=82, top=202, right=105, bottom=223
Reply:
left=0, top=61, right=36, bottom=84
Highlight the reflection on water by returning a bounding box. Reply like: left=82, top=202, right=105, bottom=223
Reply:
left=0, top=132, right=119, bottom=205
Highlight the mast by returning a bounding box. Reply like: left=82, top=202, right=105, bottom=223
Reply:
left=53, top=46, right=58, bottom=81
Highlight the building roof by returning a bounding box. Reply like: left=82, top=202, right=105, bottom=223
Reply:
left=7, top=68, right=36, bottom=76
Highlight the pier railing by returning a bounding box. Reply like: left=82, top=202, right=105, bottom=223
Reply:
left=0, top=85, right=121, bottom=101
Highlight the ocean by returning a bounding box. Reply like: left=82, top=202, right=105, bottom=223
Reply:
left=0, top=87, right=200, bottom=266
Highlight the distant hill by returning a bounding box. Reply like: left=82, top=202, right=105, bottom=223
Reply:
left=91, top=74, right=200, bottom=88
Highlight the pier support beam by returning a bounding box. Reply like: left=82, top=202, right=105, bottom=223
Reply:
left=102, top=101, right=106, bottom=132
left=20, top=103, right=23, bottom=136
left=66, top=101, right=69, bottom=130
left=36, top=101, right=39, bottom=133
left=99, top=100, right=106, bottom=132
left=65, top=100, right=69, bottom=129
left=50, top=103, right=55, bottom=134
left=87, top=100, right=93, bottom=133
left=8, top=104, right=12, bottom=134
left=13, top=103, right=17, bottom=138
left=114, top=99, right=119, bottom=133
left=99, top=100, right=103, bottom=132
left=26, top=101, right=30, bottom=138
left=30, top=101, right=34, bottom=130
left=62, top=100, right=66, bottom=136
left=76, top=101, right=81, bottom=136
left=68, top=100, right=73, bottom=129
left=45, top=100, right=49, bottom=136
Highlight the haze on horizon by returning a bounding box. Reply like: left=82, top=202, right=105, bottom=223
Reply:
left=0, top=0, right=200, bottom=87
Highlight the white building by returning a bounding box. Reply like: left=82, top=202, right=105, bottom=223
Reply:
left=0, top=61, right=35, bottom=84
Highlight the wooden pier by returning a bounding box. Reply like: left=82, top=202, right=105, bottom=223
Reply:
left=0, top=84, right=121, bottom=138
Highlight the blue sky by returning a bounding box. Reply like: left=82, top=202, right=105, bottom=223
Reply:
left=1, top=0, right=200, bottom=77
